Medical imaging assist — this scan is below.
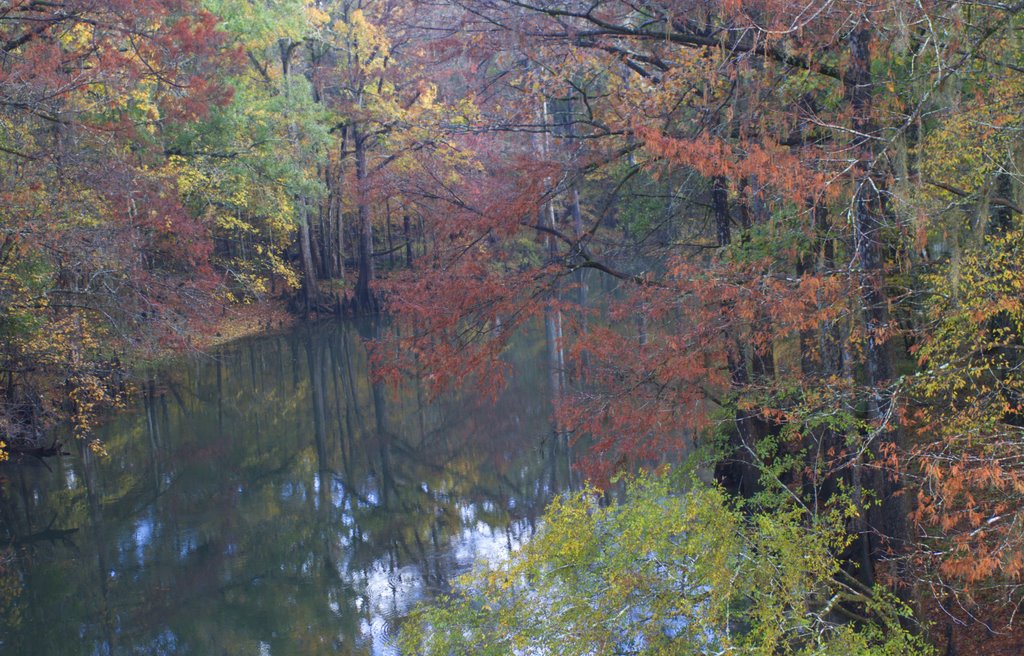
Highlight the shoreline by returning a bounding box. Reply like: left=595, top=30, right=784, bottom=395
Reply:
left=1, top=297, right=303, bottom=464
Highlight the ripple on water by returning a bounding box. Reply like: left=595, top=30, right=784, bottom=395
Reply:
left=371, top=615, right=396, bottom=655
left=360, top=565, right=426, bottom=655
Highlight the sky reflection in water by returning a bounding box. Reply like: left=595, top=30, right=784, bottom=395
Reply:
left=0, top=318, right=575, bottom=655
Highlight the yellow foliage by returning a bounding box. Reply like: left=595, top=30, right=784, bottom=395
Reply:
left=306, top=5, right=331, bottom=28
left=59, top=22, right=94, bottom=49
left=335, top=9, right=390, bottom=70
left=168, top=155, right=210, bottom=195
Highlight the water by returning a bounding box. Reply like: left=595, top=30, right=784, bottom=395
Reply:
left=0, top=319, right=574, bottom=655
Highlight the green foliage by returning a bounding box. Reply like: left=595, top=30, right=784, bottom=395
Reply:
left=203, top=0, right=311, bottom=46
left=170, top=0, right=337, bottom=300
left=723, top=201, right=816, bottom=267
left=400, top=471, right=932, bottom=656
left=616, top=171, right=670, bottom=239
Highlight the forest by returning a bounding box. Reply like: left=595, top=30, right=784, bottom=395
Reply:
left=0, top=0, right=1023, bottom=653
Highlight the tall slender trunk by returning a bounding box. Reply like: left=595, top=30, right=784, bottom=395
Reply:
left=281, top=39, right=319, bottom=314
left=712, top=176, right=730, bottom=247
left=311, top=165, right=325, bottom=279
left=536, top=97, right=566, bottom=395
left=846, top=19, right=907, bottom=581
left=320, top=160, right=336, bottom=279
left=385, top=200, right=395, bottom=268
left=403, top=215, right=413, bottom=267
left=298, top=195, right=319, bottom=314
left=336, top=128, right=348, bottom=283
left=545, top=306, right=565, bottom=397
left=353, top=126, right=375, bottom=312
left=564, top=90, right=590, bottom=376
left=799, top=202, right=845, bottom=500
left=711, top=175, right=761, bottom=498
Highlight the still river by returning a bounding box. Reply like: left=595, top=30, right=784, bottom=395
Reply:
left=0, top=318, right=577, bottom=654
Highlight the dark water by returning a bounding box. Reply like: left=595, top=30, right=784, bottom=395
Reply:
left=0, top=319, right=575, bottom=655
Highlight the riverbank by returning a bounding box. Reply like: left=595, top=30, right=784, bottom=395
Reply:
left=1, top=297, right=301, bottom=464
left=193, top=297, right=298, bottom=351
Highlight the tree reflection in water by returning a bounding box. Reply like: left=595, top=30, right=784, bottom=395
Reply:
left=0, top=318, right=575, bottom=655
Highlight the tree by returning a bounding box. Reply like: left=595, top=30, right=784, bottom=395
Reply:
left=0, top=0, right=233, bottom=454
left=379, top=0, right=1024, bottom=633
left=400, top=471, right=931, bottom=655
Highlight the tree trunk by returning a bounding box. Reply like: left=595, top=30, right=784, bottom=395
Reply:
left=353, top=127, right=376, bottom=313
left=298, top=195, right=319, bottom=314
left=711, top=175, right=762, bottom=498
left=336, top=128, right=348, bottom=283
left=846, top=18, right=908, bottom=580
left=403, top=215, right=413, bottom=267
left=712, top=176, right=730, bottom=247
left=281, top=38, right=319, bottom=314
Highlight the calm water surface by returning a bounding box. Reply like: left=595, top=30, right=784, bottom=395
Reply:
left=0, top=319, right=575, bottom=655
